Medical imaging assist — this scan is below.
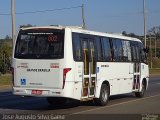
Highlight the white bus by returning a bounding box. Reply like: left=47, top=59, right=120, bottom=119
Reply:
left=12, top=26, right=149, bottom=106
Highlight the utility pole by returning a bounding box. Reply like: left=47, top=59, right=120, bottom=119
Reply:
left=149, top=36, right=152, bottom=68
left=81, top=4, right=86, bottom=29
left=143, top=0, right=147, bottom=48
left=11, top=0, right=15, bottom=46
left=155, top=37, right=157, bottom=58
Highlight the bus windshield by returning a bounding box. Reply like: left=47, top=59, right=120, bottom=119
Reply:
left=14, top=29, right=64, bottom=59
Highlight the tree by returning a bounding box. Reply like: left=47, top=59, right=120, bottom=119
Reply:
left=0, top=42, right=12, bottom=74
left=122, top=31, right=140, bottom=39
left=122, top=31, right=127, bottom=36
left=4, top=35, right=12, bottom=40
left=20, top=24, right=35, bottom=28
left=128, top=33, right=137, bottom=38
left=147, top=25, right=160, bottom=39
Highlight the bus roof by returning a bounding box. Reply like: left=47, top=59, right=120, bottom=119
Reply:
left=20, top=25, right=142, bottom=42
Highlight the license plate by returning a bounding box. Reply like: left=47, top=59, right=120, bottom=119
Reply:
left=32, top=90, right=42, bottom=95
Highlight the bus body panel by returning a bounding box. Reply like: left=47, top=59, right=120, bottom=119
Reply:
left=140, top=63, right=149, bottom=90
left=73, top=62, right=83, bottom=100
left=14, top=59, right=63, bottom=89
left=13, top=81, right=74, bottom=98
left=140, top=63, right=149, bottom=80
left=96, top=62, right=133, bottom=97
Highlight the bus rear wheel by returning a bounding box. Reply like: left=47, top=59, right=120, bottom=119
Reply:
left=94, top=84, right=109, bottom=106
left=47, top=97, right=67, bottom=105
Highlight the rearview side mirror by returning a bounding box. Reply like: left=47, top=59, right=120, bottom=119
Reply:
left=143, top=47, right=149, bottom=53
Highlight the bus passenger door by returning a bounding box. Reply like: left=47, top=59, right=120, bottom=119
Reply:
left=132, top=42, right=141, bottom=91
left=133, top=63, right=140, bottom=91
left=81, top=39, right=96, bottom=98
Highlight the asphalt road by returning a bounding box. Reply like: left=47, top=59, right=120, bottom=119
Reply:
left=0, top=76, right=160, bottom=120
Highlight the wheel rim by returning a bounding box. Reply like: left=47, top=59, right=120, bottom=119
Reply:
left=102, top=88, right=108, bottom=102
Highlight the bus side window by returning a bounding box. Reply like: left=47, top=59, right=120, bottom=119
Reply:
left=131, top=42, right=140, bottom=62
left=95, top=37, right=103, bottom=61
left=101, top=37, right=112, bottom=62
left=127, top=41, right=132, bottom=62
left=139, top=42, right=147, bottom=63
left=72, top=33, right=82, bottom=61
left=131, top=42, right=136, bottom=62
left=122, top=40, right=132, bottom=62
left=136, top=43, right=140, bottom=62
left=112, top=39, right=123, bottom=62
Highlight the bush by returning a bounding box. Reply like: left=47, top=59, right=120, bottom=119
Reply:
left=0, top=41, right=12, bottom=74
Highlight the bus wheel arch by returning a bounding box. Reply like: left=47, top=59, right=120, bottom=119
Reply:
left=142, top=78, right=147, bottom=89
left=101, top=81, right=110, bottom=96
left=94, top=80, right=110, bottom=106
left=135, top=78, right=147, bottom=98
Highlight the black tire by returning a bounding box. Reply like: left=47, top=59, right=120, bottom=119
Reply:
left=135, top=81, right=146, bottom=98
left=47, top=97, right=67, bottom=105
left=94, top=84, right=109, bottom=106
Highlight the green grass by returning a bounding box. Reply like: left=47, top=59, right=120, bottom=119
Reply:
left=152, top=58, right=160, bottom=68
left=0, top=74, right=12, bottom=86
left=149, top=68, right=160, bottom=75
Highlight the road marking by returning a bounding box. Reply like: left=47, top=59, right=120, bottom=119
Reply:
left=70, top=94, right=160, bottom=115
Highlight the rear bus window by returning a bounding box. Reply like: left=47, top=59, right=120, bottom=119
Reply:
left=14, top=29, right=64, bottom=59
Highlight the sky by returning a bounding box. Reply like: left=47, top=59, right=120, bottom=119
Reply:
left=0, top=0, right=160, bottom=39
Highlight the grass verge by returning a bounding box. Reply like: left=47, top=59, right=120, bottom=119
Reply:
left=0, top=74, right=12, bottom=86
left=149, top=68, right=160, bottom=75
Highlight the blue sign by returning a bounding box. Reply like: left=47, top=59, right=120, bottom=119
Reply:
left=21, top=79, right=26, bottom=85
